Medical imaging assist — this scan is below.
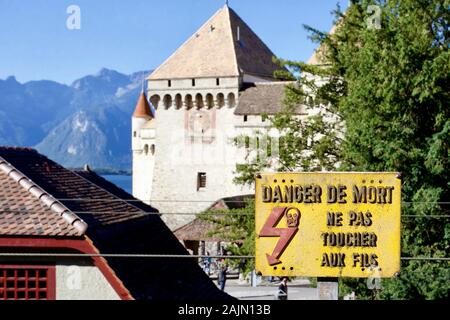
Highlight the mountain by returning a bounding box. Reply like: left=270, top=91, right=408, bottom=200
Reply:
left=0, top=69, right=151, bottom=170
left=0, top=76, right=74, bottom=146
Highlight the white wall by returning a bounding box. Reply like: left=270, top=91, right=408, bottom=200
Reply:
left=133, top=144, right=155, bottom=203
left=148, top=105, right=253, bottom=230
left=56, top=259, right=120, bottom=300
left=0, top=257, right=121, bottom=300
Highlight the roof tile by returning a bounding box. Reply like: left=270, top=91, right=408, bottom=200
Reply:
left=0, top=169, right=80, bottom=237
left=235, top=82, right=304, bottom=115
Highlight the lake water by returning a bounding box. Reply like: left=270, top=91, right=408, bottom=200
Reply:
left=101, top=174, right=132, bottom=194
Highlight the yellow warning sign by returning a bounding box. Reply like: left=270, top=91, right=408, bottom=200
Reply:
left=255, top=172, right=401, bottom=278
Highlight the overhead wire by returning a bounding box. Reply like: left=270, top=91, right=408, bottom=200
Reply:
left=0, top=209, right=449, bottom=218
left=0, top=253, right=448, bottom=261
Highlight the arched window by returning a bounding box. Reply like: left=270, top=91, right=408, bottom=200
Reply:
left=185, top=94, right=193, bottom=109
left=163, top=95, right=172, bottom=109
left=205, top=93, right=214, bottom=109
left=227, top=92, right=236, bottom=108
left=150, top=144, right=155, bottom=155
left=175, top=94, right=182, bottom=109
left=144, top=144, right=149, bottom=155
left=195, top=93, right=204, bottom=109
left=217, top=93, right=225, bottom=108
left=150, top=95, right=160, bottom=109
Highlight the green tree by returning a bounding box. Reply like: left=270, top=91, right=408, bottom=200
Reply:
left=327, top=0, right=449, bottom=300
left=234, top=0, right=449, bottom=299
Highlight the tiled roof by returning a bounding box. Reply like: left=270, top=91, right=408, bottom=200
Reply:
left=0, top=147, right=147, bottom=229
left=0, top=148, right=86, bottom=237
left=0, top=169, right=80, bottom=237
left=235, top=82, right=304, bottom=115
left=174, top=219, right=220, bottom=242
left=148, top=5, right=283, bottom=80
left=133, top=92, right=153, bottom=119
left=74, top=169, right=158, bottom=214
left=0, top=146, right=232, bottom=300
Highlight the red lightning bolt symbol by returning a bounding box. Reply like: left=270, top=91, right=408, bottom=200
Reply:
left=259, top=207, right=299, bottom=266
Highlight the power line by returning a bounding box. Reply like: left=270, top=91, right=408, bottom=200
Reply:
left=2, top=197, right=450, bottom=204
left=0, top=210, right=245, bottom=216
left=0, top=253, right=447, bottom=261
left=0, top=210, right=449, bottom=218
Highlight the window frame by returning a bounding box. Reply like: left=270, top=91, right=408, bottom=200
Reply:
left=197, top=172, right=207, bottom=191
left=0, top=264, right=56, bottom=300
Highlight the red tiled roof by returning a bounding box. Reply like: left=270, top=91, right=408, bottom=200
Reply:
left=0, top=147, right=87, bottom=237
left=0, top=147, right=147, bottom=229
left=0, top=169, right=80, bottom=236
left=133, top=92, right=153, bottom=119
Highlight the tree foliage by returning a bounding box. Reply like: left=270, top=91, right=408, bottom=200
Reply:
left=232, top=0, right=449, bottom=299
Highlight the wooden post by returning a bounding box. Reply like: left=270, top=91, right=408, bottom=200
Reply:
left=317, top=277, right=339, bottom=300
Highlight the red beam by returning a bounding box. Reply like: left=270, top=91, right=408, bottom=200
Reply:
left=0, top=237, right=133, bottom=300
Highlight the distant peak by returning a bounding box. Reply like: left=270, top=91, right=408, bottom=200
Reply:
left=5, top=75, right=18, bottom=83
left=96, top=68, right=118, bottom=77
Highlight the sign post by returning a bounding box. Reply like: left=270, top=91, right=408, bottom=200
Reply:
left=255, top=172, right=401, bottom=297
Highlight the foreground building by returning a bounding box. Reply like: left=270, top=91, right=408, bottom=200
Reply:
left=0, top=146, right=230, bottom=300
left=132, top=5, right=304, bottom=230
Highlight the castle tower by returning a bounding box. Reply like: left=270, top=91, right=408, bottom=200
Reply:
left=132, top=91, right=156, bottom=203
left=134, top=5, right=285, bottom=230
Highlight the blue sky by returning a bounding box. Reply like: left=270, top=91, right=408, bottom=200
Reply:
left=0, top=0, right=347, bottom=84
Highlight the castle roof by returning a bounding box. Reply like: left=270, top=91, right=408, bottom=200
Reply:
left=235, top=82, right=305, bottom=115
left=148, top=5, right=283, bottom=80
left=133, top=91, right=153, bottom=119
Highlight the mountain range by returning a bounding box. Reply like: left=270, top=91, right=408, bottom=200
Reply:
left=0, top=69, right=151, bottom=170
